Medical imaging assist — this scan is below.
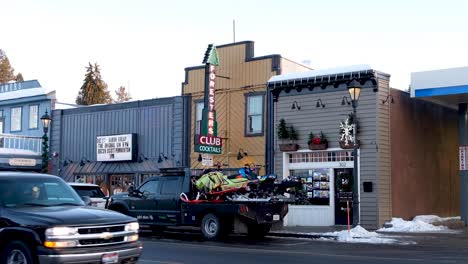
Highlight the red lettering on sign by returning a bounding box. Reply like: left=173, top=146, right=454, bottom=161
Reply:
left=198, top=135, right=223, bottom=147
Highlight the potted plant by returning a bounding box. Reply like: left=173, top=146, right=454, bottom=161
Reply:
left=277, top=119, right=299, bottom=151
left=308, top=131, right=328, bottom=150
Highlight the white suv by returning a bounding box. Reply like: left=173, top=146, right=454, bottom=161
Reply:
left=68, top=182, right=108, bottom=208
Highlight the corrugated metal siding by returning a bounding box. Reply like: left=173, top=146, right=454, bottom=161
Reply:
left=50, top=97, right=187, bottom=176
left=50, top=110, right=62, bottom=175
left=273, top=86, right=379, bottom=228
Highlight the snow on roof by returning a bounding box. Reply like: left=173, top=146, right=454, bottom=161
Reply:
left=55, top=102, right=79, bottom=110
left=268, top=64, right=373, bottom=83
left=0, top=87, right=48, bottom=101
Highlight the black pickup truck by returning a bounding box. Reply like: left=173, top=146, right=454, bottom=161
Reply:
left=107, top=168, right=288, bottom=240
left=0, top=172, right=142, bottom=264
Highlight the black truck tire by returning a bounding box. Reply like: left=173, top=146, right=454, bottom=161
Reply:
left=1, top=240, right=36, bottom=264
left=247, top=223, right=272, bottom=238
left=201, top=213, right=223, bottom=240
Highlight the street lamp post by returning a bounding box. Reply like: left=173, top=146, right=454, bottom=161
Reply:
left=347, top=79, right=361, bottom=226
left=40, top=110, right=52, bottom=173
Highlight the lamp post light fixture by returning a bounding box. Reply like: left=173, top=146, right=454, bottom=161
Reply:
left=40, top=110, right=52, bottom=173
left=347, top=79, right=361, bottom=227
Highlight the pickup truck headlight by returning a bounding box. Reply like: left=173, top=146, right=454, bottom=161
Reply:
left=125, top=222, right=139, bottom=232
left=45, top=227, right=78, bottom=236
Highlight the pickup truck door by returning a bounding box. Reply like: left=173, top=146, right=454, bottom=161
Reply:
left=128, top=178, right=160, bottom=224
left=156, top=176, right=182, bottom=225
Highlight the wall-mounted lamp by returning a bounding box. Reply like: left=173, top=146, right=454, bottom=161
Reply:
left=382, top=95, right=395, bottom=104
left=79, top=157, right=90, bottom=166
left=197, top=153, right=203, bottom=162
left=291, top=101, right=301, bottom=110
left=158, top=153, right=168, bottom=163
left=138, top=154, right=149, bottom=163
left=341, top=96, right=351, bottom=106
left=237, top=148, right=248, bottom=160
left=316, top=99, right=326, bottom=108
left=63, top=159, right=73, bottom=167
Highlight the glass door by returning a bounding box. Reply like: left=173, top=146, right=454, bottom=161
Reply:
left=334, top=168, right=353, bottom=225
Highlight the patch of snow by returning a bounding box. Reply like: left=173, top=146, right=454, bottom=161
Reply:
left=412, top=215, right=460, bottom=223
left=320, top=226, right=412, bottom=244
left=0, top=87, right=47, bottom=101
left=268, top=64, right=372, bottom=83
left=377, top=217, right=452, bottom=233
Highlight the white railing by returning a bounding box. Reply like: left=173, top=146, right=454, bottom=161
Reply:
left=0, top=133, right=43, bottom=155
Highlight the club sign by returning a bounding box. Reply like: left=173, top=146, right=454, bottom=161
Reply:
left=195, top=44, right=223, bottom=155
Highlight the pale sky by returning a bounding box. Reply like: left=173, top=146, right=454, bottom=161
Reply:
left=2, top=0, right=468, bottom=104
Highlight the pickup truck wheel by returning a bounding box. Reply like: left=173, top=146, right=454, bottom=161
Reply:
left=201, top=213, right=222, bottom=240
left=247, top=223, right=272, bottom=239
left=2, top=240, right=35, bottom=264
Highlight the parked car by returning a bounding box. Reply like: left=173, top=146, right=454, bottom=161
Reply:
left=68, top=182, right=108, bottom=208
left=0, top=172, right=143, bottom=264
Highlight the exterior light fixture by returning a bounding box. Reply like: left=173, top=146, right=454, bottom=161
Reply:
left=291, top=101, right=301, bottom=110
left=382, top=95, right=395, bottom=104
left=40, top=110, right=52, bottom=173
left=316, top=99, right=326, bottom=108
left=341, top=96, right=351, bottom=106
left=237, top=149, right=248, bottom=160
left=347, top=78, right=362, bottom=227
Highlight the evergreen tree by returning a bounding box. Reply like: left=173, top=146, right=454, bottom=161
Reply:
left=0, top=50, right=16, bottom=84
left=114, top=86, right=132, bottom=103
left=76, top=63, right=112, bottom=105
left=16, top=72, right=24, bottom=82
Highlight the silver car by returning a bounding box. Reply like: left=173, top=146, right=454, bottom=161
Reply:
left=68, top=182, right=108, bottom=208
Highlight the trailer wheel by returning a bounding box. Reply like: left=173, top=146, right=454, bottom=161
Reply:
left=247, top=223, right=272, bottom=238
left=201, top=213, right=222, bottom=240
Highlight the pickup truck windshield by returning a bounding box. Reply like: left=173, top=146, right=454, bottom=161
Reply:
left=0, top=178, right=84, bottom=207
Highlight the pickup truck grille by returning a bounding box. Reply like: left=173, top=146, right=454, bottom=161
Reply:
left=46, top=224, right=137, bottom=247
left=79, top=237, right=125, bottom=245
left=78, top=225, right=125, bottom=234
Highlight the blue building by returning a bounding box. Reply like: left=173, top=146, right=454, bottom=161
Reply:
left=0, top=80, right=56, bottom=171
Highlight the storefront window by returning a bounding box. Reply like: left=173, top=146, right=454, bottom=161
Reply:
left=289, top=151, right=353, bottom=163
left=110, top=174, right=135, bottom=195
left=75, top=175, right=95, bottom=184
left=290, top=169, right=330, bottom=206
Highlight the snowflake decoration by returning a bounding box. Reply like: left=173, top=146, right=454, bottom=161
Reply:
left=340, top=116, right=355, bottom=146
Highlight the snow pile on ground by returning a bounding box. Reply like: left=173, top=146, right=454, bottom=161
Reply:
left=377, top=216, right=456, bottom=233
left=321, top=226, right=403, bottom=244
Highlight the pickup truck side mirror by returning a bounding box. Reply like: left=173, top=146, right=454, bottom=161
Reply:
left=81, top=196, right=92, bottom=206
left=127, top=186, right=135, bottom=194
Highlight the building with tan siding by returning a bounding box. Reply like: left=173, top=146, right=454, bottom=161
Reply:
left=181, top=41, right=310, bottom=172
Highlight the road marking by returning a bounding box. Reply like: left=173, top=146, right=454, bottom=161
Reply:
left=138, top=260, right=183, bottom=264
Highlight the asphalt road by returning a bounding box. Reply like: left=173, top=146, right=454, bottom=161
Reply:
left=136, top=230, right=468, bottom=264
